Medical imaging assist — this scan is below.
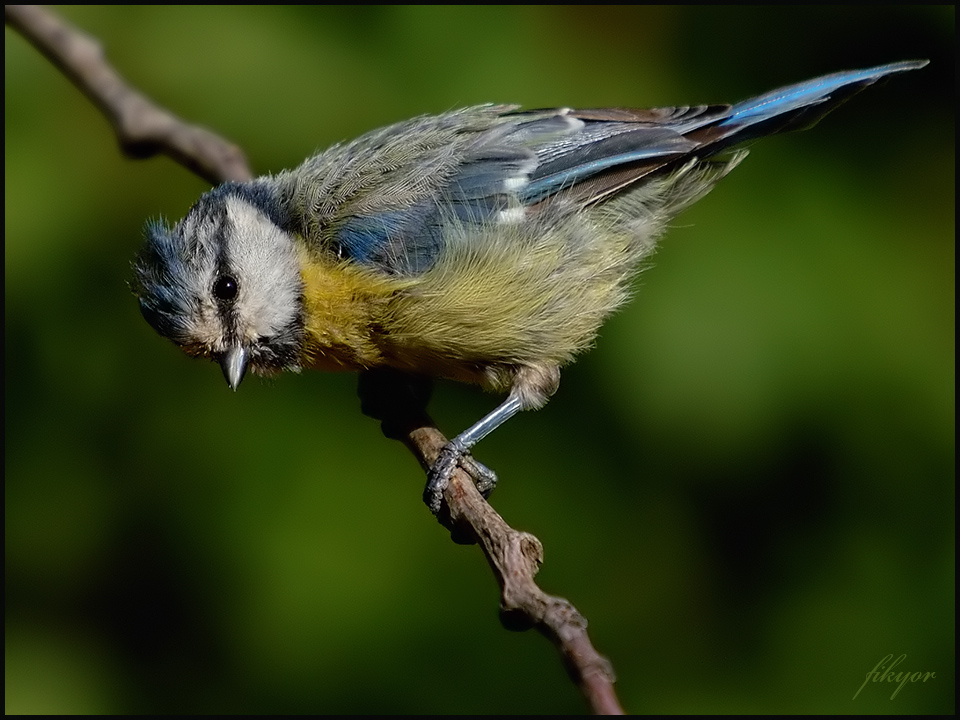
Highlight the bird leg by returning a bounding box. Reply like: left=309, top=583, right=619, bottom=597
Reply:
left=424, top=395, right=524, bottom=514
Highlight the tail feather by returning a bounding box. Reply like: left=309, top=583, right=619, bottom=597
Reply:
left=536, top=60, right=929, bottom=206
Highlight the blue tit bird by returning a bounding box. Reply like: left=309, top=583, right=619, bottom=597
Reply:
left=134, top=60, right=927, bottom=514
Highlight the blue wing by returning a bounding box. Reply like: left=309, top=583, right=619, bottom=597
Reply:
left=334, top=60, right=926, bottom=274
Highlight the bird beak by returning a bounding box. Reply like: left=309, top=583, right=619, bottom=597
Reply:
left=219, top=345, right=248, bottom=391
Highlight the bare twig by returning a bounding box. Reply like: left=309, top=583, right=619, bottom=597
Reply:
left=7, top=6, right=625, bottom=714
left=434, top=434, right=622, bottom=714
left=359, top=369, right=624, bottom=714
left=5, top=4, right=251, bottom=184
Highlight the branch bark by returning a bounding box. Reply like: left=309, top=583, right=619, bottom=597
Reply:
left=7, top=6, right=624, bottom=714
left=5, top=4, right=251, bottom=185
left=359, top=369, right=624, bottom=714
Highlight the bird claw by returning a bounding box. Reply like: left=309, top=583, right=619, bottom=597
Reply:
left=462, top=456, right=498, bottom=496
left=424, top=444, right=460, bottom=515
left=423, top=442, right=498, bottom=515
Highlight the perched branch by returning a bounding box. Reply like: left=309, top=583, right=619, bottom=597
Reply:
left=5, top=4, right=251, bottom=184
left=7, top=6, right=625, bottom=714
left=358, top=370, right=623, bottom=715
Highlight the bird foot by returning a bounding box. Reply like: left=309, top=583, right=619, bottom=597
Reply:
left=423, top=442, right=498, bottom=515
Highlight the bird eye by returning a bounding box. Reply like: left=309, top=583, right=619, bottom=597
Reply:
left=213, top=275, right=239, bottom=302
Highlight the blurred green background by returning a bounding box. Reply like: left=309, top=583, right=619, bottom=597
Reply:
left=5, top=6, right=954, bottom=714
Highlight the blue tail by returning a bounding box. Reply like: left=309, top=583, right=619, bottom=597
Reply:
left=517, top=60, right=928, bottom=205
left=719, top=60, right=929, bottom=136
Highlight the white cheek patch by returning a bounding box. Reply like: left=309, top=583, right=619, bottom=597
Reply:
left=222, top=196, right=302, bottom=341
